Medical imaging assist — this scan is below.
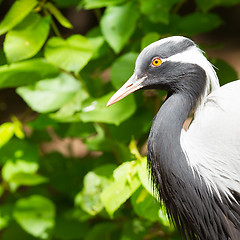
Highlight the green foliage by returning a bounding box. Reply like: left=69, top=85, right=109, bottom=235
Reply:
left=79, top=92, right=136, bottom=125
left=100, top=2, right=140, bottom=53
left=0, top=58, right=59, bottom=89
left=17, top=73, right=81, bottom=113
left=0, top=0, right=38, bottom=35
left=101, top=160, right=141, bottom=216
left=141, top=32, right=161, bottom=50
left=140, top=0, right=179, bottom=24
left=4, top=13, right=51, bottom=62
left=211, top=58, right=239, bottom=85
left=82, top=0, right=126, bottom=9
left=13, top=195, right=55, bottom=238
left=195, top=0, right=240, bottom=11
left=75, top=164, right=117, bottom=215
left=44, top=2, right=73, bottom=29
left=44, top=35, right=93, bottom=73
left=0, top=0, right=238, bottom=239
left=111, top=52, right=138, bottom=89
left=177, top=13, right=222, bottom=35
left=0, top=117, right=24, bottom=148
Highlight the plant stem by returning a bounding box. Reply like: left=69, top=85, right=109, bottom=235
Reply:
left=50, top=19, right=62, bottom=37
left=43, top=8, right=62, bottom=37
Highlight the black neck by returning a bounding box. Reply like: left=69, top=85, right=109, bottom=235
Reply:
left=147, top=92, right=204, bottom=238
left=153, top=93, right=192, bottom=143
left=148, top=93, right=194, bottom=191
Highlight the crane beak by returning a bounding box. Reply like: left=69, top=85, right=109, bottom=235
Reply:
left=107, top=74, right=146, bottom=106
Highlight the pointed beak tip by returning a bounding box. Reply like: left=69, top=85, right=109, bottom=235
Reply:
left=106, top=99, right=114, bottom=107
left=106, top=74, right=144, bottom=108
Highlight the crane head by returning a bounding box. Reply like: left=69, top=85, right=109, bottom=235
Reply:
left=107, top=36, right=219, bottom=107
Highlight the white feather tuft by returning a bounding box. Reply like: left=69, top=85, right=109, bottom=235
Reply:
left=166, top=45, right=220, bottom=102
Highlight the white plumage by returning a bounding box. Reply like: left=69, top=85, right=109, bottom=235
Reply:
left=181, top=80, right=240, bottom=199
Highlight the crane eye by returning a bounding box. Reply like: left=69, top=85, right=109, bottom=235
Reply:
left=151, top=57, right=162, bottom=67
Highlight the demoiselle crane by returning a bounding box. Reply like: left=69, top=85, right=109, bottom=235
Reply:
left=107, top=36, right=240, bottom=240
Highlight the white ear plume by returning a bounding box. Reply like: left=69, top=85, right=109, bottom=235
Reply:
left=167, top=46, right=220, bottom=96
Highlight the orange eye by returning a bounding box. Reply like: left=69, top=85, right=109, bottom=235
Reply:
left=152, top=57, right=162, bottom=67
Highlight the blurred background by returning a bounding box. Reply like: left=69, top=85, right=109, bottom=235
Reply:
left=0, top=0, right=239, bottom=239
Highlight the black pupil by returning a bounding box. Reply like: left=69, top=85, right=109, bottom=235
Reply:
left=155, top=60, right=158, bottom=64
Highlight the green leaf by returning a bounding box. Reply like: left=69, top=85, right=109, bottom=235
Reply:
left=101, top=161, right=141, bottom=216
left=0, top=123, right=14, bottom=148
left=108, top=107, right=152, bottom=142
left=0, top=204, right=13, bottom=231
left=140, top=0, right=179, bottom=24
left=0, top=139, right=39, bottom=189
left=81, top=73, right=109, bottom=98
left=0, top=118, right=24, bottom=148
left=141, top=32, right=160, bottom=50
left=87, top=28, right=108, bottom=59
left=58, top=122, right=95, bottom=138
left=4, top=13, right=51, bottom=63
left=2, top=159, right=38, bottom=191
left=10, top=172, right=48, bottom=186
left=75, top=164, right=116, bottom=215
left=110, top=52, right=138, bottom=89
left=129, top=139, right=143, bottom=161
left=13, top=195, right=55, bottom=239
left=2, top=159, right=38, bottom=182
left=44, top=35, right=93, bottom=73
left=16, top=73, right=81, bottom=113
left=101, top=174, right=141, bottom=216
left=12, top=116, right=24, bottom=139
left=0, top=0, right=38, bottom=35
left=49, top=89, right=89, bottom=122
left=88, top=36, right=106, bottom=59
left=0, top=139, right=38, bottom=166
left=0, top=58, right=59, bottom=89
left=83, top=0, right=126, bottom=9
left=45, top=2, right=73, bottom=29
left=85, top=123, right=112, bottom=151
left=195, top=0, right=240, bottom=12
left=211, top=58, right=239, bottom=86
left=158, top=207, right=174, bottom=230
left=28, top=114, right=58, bottom=130
left=100, top=2, right=140, bottom=53
left=137, top=158, right=155, bottom=197
left=131, top=187, right=160, bottom=222
left=78, top=91, right=137, bottom=125
left=177, top=13, right=222, bottom=35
